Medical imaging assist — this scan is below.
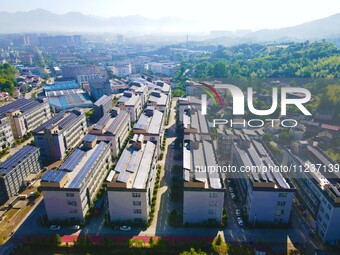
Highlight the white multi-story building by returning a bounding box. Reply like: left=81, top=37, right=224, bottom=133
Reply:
left=110, top=64, right=132, bottom=77
left=147, top=90, right=170, bottom=117
left=231, top=137, right=295, bottom=225
left=284, top=142, right=340, bottom=243
left=183, top=108, right=225, bottom=224
left=33, top=109, right=87, bottom=162
left=1, top=98, right=51, bottom=139
left=88, top=110, right=131, bottom=158
left=0, top=146, right=41, bottom=205
left=117, top=91, right=143, bottom=122
left=40, top=140, right=112, bottom=222
left=107, top=135, right=158, bottom=223
left=134, top=107, right=164, bottom=151
left=0, top=117, right=14, bottom=150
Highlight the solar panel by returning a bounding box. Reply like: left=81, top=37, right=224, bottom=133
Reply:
left=68, top=142, right=108, bottom=189
left=58, top=113, right=78, bottom=129
left=133, top=142, right=156, bottom=189
left=106, top=111, right=128, bottom=134
left=33, top=112, right=65, bottom=132
left=59, top=149, right=86, bottom=172
left=0, top=146, right=38, bottom=175
left=126, top=151, right=142, bottom=173
left=41, top=170, right=67, bottom=183
left=82, top=134, right=96, bottom=143
left=203, top=141, right=221, bottom=189
left=106, top=170, right=116, bottom=182
left=114, top=149, right=131, bottom=173
left=117, top=170, right=130, bottom=183
left=93, top=115, right=110, bottom=130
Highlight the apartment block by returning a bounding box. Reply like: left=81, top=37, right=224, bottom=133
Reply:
left=89, top=81, right=112, bottom=101
left=183, top=108, right=225, bottom=224
left=40, top=140, right=112, bottom=222
left=107, top=135, right=158, bottom=223
left=147, top=90, right=170, bottom=116
left=88, top=110, right=131, bottom=158
left=0, top=117, right=14, bottom=150
left=231, top=137, right=295, bottom=225
left=33, top=109, right=87, bottom=162
left=0, top=98, right=51, bottom=139
left=93, top=95, right=112, bottom=121
left=134, top=107, right=164, bottom=151
left=0, top=146, right=41, bottom=205
left=284, top=141, right=340, bottom=243
left=117, top=91, right=143, bottom=122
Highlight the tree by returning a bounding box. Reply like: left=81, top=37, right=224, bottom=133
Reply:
left=180, top=248, right=207, bottom=255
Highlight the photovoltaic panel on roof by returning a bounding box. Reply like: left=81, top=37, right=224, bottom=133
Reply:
left=68, top=142, right=107, bottom=189
left=106, top=170, right=116, bottom=182
left=33, top=112, right=65, bottom=132
left=126, top=151, right=142, bottom=173
left=59, top=149, right=86, bottom=172
left=203, top=140, right=221, bottom=189
left=193, top=144, right=206, bottom=183
left=0, top=146, right=38, bottom=175
left=41, top=170, right=67, bottom=183
left=82, top=134, right=96, bottom=143
left=252, top=140, right=267, bottom=157
left=106, top=112, right=127, bottom=134
left=117, top=170, right=130, bottom=183
left=93, top=114, right=110, bottom=130
left=133, top=142, right=155, bottom=189
left=58, top=113, right=77, bottom=129
left=114, top=149, right=131, bottom=173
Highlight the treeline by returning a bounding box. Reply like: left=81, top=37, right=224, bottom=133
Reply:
left=0, top=63, right=17, bottom=96
left=191, top=41, right=340, bottom=79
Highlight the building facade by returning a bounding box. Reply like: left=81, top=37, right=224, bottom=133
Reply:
left=33, top=109, right=87, bottom=162
left=93, top=95, right=112, bottom=122
left=40, top=140, right=112, bottom=222
left=0, top=146, right=41, bottom=205
left=107, top=136, right=158, bottom=223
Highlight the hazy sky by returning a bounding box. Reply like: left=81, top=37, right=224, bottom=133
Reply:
left=1, top=0, right=340, bottom=30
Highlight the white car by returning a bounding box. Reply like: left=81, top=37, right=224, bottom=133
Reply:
left=71, top=225, right=80, bottom=230
left=231, top=193, right=236, bottom=199
left=237, top=217, right=244, bottom=227
left=120, top=225, right=131, bottom=231
left=229, top=187, right=234, bottom=192
left=236, top=209, right=241, bottom=216
left=50, top=225, right=60, bottom=231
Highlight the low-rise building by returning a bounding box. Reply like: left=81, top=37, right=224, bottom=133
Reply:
left=107, top=135, right=158, bottom=223
left=147, top=90, right=170, bottom=116
left=89, top=81, right=112, bottom=101
left=88, top=110, right=131, bottom=158
left=231, top=138, right=295, bottom=225
left=0, top=146, right=41, bottom=205
left=33, top=109, right=87, bottom=162
left=284, top=142, right=340, bottom=243
left=40, top=140, right=112, bottom=222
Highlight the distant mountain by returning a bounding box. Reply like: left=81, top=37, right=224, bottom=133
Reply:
left=249, top=13, right=340, bottom=41
left=0, top=9, right=194, bottom=33
left=0, top=9, right=339, bottom=40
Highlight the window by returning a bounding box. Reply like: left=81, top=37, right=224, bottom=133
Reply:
left=69, top=209, right=77, bottom=214
left=325, top=213, right=330, bottom=220
left=208, top=209, right=216, bottom=215
left=133, top=201, right=141, bottom=206
left=133, top=209, right=142, bottom=214
left=132, top=193, right=141, bottom=198
left=209, top=201, right=218, bottom=206
left=66, top=193, right=74, bottom=197
left=68, top=201, right=77, bottom=206
left=275, top=210, right=284, bottom=216
left=209, top=193, right=218, bottom=198
left=277, top=201, right=286, bottom=206
left=278, top=193, right=287, bottom=198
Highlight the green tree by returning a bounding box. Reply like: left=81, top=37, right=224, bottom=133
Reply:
left=180, top=248, right=207, bottom=255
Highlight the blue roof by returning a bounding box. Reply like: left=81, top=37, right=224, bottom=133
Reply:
left=48, top=93, right=92, bottom=110
left=44, top=80, right=80, bottom=92
left=82, top=134, right=97, bottom=143
left=41, top=170, right=67, bottom=183
left=68, top=142, right=107, bottom=189
left=0, top=146, right=39, bottom=176
left=59, top=149, right=86, bottom=172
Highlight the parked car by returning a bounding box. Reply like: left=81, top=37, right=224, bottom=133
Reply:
left=237, top=217, right=244, bottom=227
left=171, top=142, right=175, bottom=148
left=50, top=225, right=60, bottom=231
left=71, top=225, right=80, bottom=230
left=231, top=193, right=236, bottom=199
left=229, top=187, right=234, bottom=192
left=120, top=225, right=131, bottom=231
left=236, top=209, right=241, bottom=216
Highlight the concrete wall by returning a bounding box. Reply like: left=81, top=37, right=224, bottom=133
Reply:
left=183, top=190, right=224, bottom=224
